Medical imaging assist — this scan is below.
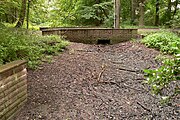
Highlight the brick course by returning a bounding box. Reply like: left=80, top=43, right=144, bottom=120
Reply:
left=0, top=60, right=27, bottom=120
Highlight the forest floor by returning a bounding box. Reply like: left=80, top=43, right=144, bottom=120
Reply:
left=15, top=41, right=179, bottom=120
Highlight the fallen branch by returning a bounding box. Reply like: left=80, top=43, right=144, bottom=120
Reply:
left=119, top=67, right=143, bottom=74
left=76, top=49, right=93, bottom=52
left=111, top=61, right=123, bottom=64
left=97, top=64, right=106, bottom=82
left=96, top=81, right=145, bottom=92
left=123, top=83, right=144, bottom=92
left=136, top=101, right=151, bottom=112
left=137, top=101, right=158, bottom=120
left=135, top=78, right=145, bottom=81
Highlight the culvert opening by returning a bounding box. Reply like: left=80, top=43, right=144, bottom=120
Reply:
left=97, top=39, right=110, bottom=45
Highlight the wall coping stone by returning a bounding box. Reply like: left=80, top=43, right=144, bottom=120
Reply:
left=0, top=60, right=27, bottom=75
left=40, top=27, right=138, bottom=31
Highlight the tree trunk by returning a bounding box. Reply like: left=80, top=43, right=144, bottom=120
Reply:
left=27, top=0, right=30, bottom=29
left=15, top=0, right=27, bottom=28
left=5, top=13, right=9, bottom=23
left=139, top=2, right=145, bottom=27
left=114, top=0, right=120, bottom=28
left=167, top=0, right=171, bottom=21
left=155, top=0, right=159, bottom=26
left=131, top=0, right=135, bottom=24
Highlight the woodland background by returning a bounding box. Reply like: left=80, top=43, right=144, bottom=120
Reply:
left=0, top=0, right=179, bottom=29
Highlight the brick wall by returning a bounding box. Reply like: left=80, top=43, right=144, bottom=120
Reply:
left=0, top=60, right=27, bottom=120
left=41, top=28, right=138, bottom=44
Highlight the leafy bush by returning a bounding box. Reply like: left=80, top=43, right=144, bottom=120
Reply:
left=142, top=32, right=180, bottom=103
left=144, top=55, right=180, bottom=98
left=0, top=27, right=69, bottom=69
left=142, top=31, right=180, bottom=54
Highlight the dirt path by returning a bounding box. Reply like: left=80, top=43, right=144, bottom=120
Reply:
left=15, top=41, right=179, bottom=120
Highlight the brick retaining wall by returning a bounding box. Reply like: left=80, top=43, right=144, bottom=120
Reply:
left=0, top=60, right=27, bottom=120
left=41, top=28, right=138, bottom=44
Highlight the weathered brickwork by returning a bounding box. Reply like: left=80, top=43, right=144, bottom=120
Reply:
left=41, top=28, right=138, bottom=44
left=0, top=60, right=27, bottom=120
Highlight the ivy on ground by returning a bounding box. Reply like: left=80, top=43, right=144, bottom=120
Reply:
left=142, top=32, right=180, bottom=104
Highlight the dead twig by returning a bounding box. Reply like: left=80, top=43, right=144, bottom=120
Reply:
left=96, top=81, right=145, bottom=92
left=136, top=101, right=151, bottom=112
left=97, top=64, right=106, bottom=82
left=111, top=61, right=123, bottom=64
left=99, top=81, right=121, bottom=88
left=137, top=101, right=158, bottom=120
left=119, top=67, right=143, bottom=74
left=123, top=83, right=144, bottom=92
left=135, top=78, right=145, bottom=81
left=76, top=49, right=93, bottom=52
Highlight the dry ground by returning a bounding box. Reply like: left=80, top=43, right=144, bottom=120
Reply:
left=15, top=41, right=180, bottom=120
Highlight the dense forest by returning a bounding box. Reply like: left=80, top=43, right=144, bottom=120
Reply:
left=0, top=0, right=179, bottom=28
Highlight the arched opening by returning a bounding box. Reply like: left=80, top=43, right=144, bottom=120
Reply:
left=97, top=39, right=111, bottom=45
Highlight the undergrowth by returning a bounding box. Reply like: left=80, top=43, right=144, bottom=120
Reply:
left=142, top=31, right=180, bottom=54
left=0, top=26, right=69, bottom=69
left=142, top=31, right=180, bottom=104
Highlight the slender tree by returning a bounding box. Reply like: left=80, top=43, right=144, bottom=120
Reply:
left=15, top=0, right=27, bottom=28
left=114, top=0, right=120, bottom=28
left=155, top=0, right=159, bottom=26
left=131, top=0, right=135, bottom=24
left=139, top=0, right=146, bottom=27
left=167, top=0, right=172, bottom=21
left=27, top=0, right=31, bottom=29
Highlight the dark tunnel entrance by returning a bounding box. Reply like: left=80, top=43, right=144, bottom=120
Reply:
left=97, top=39, right=111, bottom=45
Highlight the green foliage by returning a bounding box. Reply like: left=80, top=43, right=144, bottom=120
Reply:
left=39, top=0, right=114, bottom=27
left=66, top=0, right=113, bottom=26
left=121, top=0, right=131, bottom=21
left=1, top=0, right=179, bottom=27
left=77, top=1, right=113, bottom=26
left=144, top=55, right=180, bottom=103
left=0, top=0, right=20, bottom=23
left=0, top=26, right=69, bottom=69
left=143, top=31, right=180, bottom=103
left=168, top=11, right=180, bottom=28
left=103, top=10, right=114, bottom=27
left=142, top=32, right=180, bottom=54
left=29, top=0, right=50, bottom=25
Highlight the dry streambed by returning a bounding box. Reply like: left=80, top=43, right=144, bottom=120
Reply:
left=15, top=41, right=180, bottom=120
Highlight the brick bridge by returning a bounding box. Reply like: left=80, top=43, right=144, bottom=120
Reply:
left=40, top=27, right=138, bottom=44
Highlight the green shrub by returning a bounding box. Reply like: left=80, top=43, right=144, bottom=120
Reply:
left=144, top=55, right=180, bottom=95
left=0, top=27, right=69, bottom=69
left=144, top=54, right=180, bottom=104
left=142, top=32, right=180, bottom=103
left=142, top=31, right=180, bottom=54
